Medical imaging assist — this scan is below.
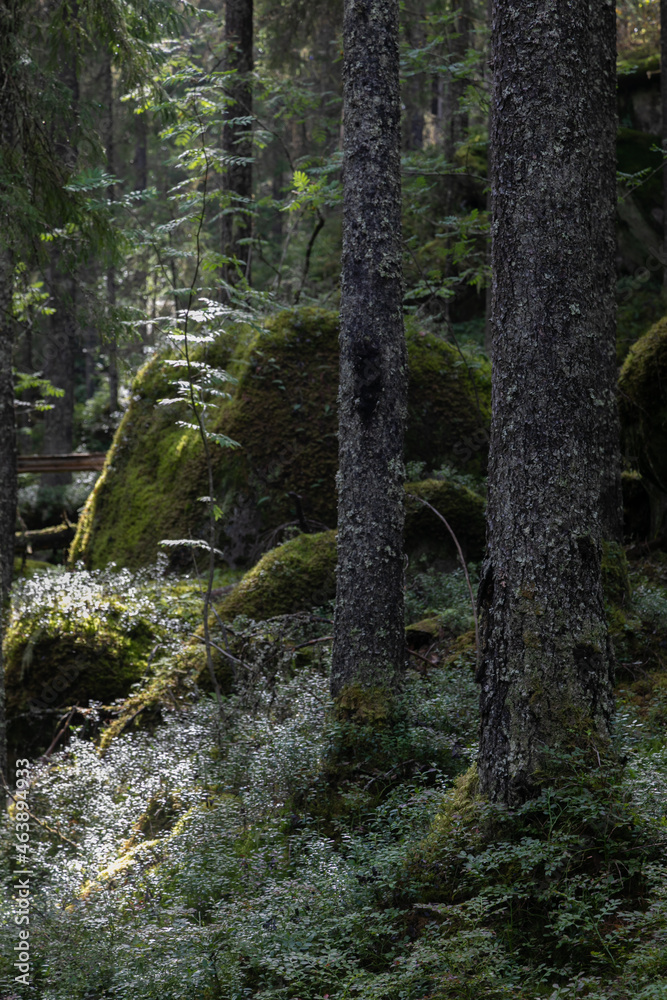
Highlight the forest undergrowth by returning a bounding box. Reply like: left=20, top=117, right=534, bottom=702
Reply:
left=1, top=556, right=667, bottom=999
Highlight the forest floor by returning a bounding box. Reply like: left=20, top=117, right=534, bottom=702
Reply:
left=1, top=549, right=667, bottom=999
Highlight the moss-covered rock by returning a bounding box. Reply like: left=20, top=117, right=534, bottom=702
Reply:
left=69, top=332, right=237, bottom=571
left=619, top=316, right=667, bottom=536
left=217, top=530, right=338, bottom=620
left=216, top=478, right=486, bottom=621
left=404, top=479, right=486, bottom=564
left=71, top=308, right=490, bottom=570
left=406, top=617, right=443, bottom=649
left=4, top=594, right=156, bottom=757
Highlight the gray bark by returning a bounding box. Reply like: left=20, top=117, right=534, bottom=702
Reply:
left=331, top=0, right=407, bottom=702
left=222, top=0, right=253, bottom=289
left=662, top=0, right=667, bottom=289
left=478, top=0, right=619, bottom=804
left=0, top=248, right=15, bottom=783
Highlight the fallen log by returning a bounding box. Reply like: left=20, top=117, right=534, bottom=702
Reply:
left=15, top=524, right=76, bottom=553
left=17, top=453, right=106, bottom=474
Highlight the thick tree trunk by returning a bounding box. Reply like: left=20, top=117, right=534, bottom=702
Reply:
left=221, top=0, right=253, bottom=289
left=0, top=248, right=15, bottom=783
left=331, top=0, right=407, bottom=703
left=478, top=0, right=619, bottom=804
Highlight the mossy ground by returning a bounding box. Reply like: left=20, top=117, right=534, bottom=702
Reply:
left=71, top=307, right=491, bottom=571
left=3, top=546, right=667, bottom=999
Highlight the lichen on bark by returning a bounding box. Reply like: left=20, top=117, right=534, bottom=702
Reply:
left=331, top=0, right=407, bottom=702
left=479, top=0, right=621, bottom=805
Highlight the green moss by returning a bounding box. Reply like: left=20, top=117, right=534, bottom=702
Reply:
left=98, top=641, right=233, bottom=750
left=72, top=308, right=491, bottom=570
left=333, top=682, right=393, bottom=725
left=429, top=763, right=481, bottom=840
left=617, top=283, right=666, bottom=364
left=4, top=596, right=156, bottom=756
left=12, top=557, right=51, bottom=578
left=619, top=316, right=667, bottom=533
left=404, top=326, right=491, bottom=479
left=404, top=478, right=486, bottom=563
left=214, top=478, right=486, bottom=622
left=69, top=333, right=236, bottom=570
left=406, top=617, right=442, bottom=648
left=601, top=540, right=632, bottom=607
left=617, top=52, right=661, bottom=82
left=217, top=530, right=337, bottom=621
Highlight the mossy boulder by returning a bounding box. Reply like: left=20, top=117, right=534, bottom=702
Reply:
left=619, top=316, right=667, bottom=536
left=217, top=478, right=486, bottom=621
left=4, top=593, right=156, bottom=757
left=69, top=332, right=238, bottom=571
left=404, top=479, right=486, bottom=565
left=71, top=308, right=490, bottom=570
left=217, top=530, right=338, bottom=620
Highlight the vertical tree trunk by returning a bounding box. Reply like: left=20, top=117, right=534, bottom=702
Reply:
left=42, top=33, right=79, bottom=485
left=103, top=53, right=119, bottom=413
left=662, top=0, right=667, bottom=290
left=331, top=0, right=407, bottom=705
left=442, top=0, right=472, bottom=163
left=402, top=1, right=425, bottom=151
left=42, top=260, right=76, bottom=485
left=221, top=0, right=253, bottom=289
left=478, top=0, right=618, bottom=804
left=0, top=248, right=15, bottom=782
left=134, top=107, right=148, bottom=193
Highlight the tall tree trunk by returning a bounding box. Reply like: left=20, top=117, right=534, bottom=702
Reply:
left=221, top=0, right=253, bottom=290
left=478, top=0, right=618, bottom=804
left=134, top=107, right=148, bottom=193
left=42, top=262, right=76, bottom=483
left=662, top=0, right=667, bottom=291
left=442, top=0, right=472, bottom=163
left=103, top=54, right=119, bottom=413
left=331, top=0, right=407, bottom=705
left=0, top=248, right=15, bottom=783
left=402, top=1, right=425, bottom=151
left=42, top=31, right=79, bottom=486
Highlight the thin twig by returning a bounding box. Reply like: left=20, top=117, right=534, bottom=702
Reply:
left=289, top=635, right=333, bottom=651
left=405, top=492, right=481, bottom=675
left=408, top=647, right=439, bottom=668
left=40, top=706, right=77, bottom=763
left=186, top=631, right=254, bottom=673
